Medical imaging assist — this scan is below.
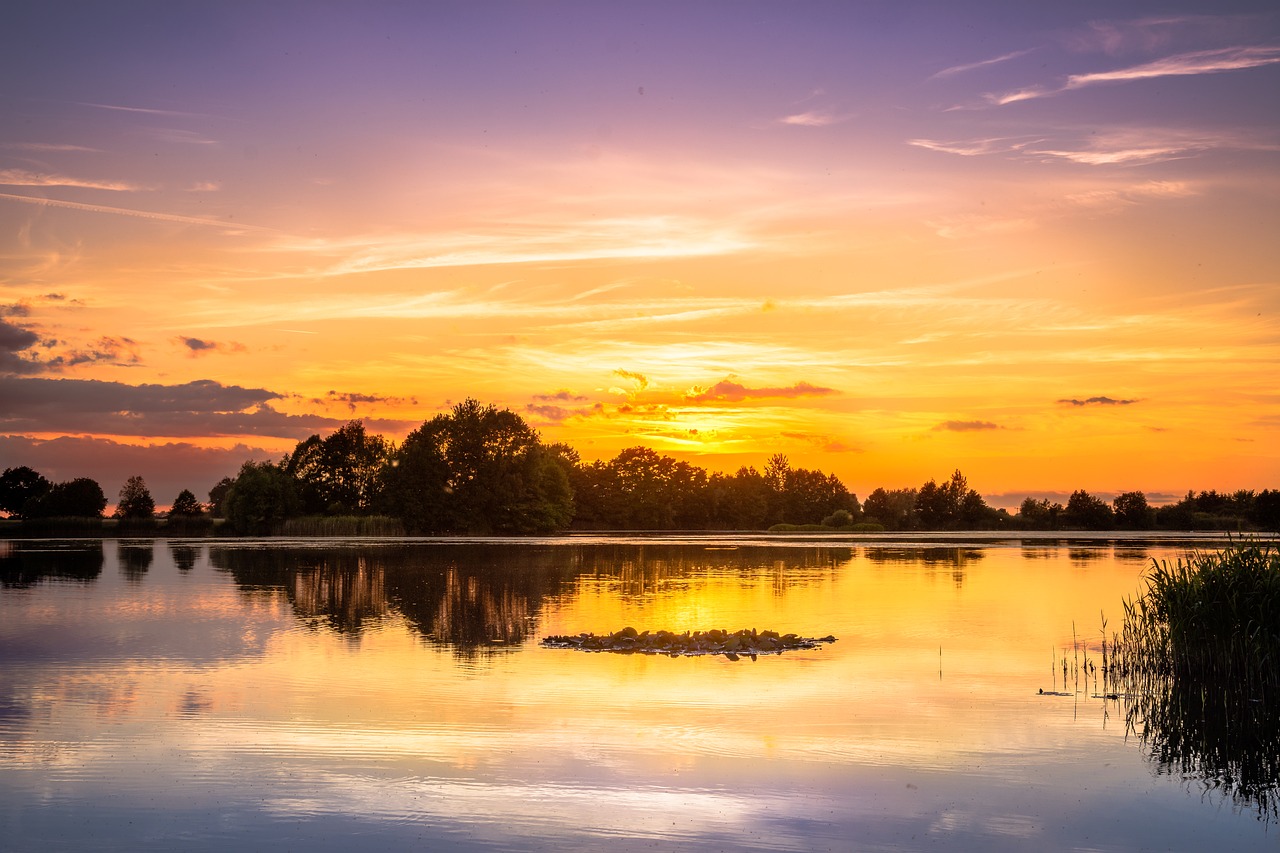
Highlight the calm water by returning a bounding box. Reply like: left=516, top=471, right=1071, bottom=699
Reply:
left=0, top=534, right=1275, bottom=851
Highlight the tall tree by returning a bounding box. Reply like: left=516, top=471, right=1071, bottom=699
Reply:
left=224, top=461, right=300, bottom=535
left=116, top=476, right=156, bottom=519
left=25, top=478, right=107, bottom=518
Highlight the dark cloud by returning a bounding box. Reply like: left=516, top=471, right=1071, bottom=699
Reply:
left=686, top=379, right=838, bottom=404
left=0, top=377, right=337, bottom=438
left=178, top=336, right=247, bottom=357
left=1, top=303, right=31, bottom=317
left=934, top=420, right=1001, bottom=432
left=0, top=434, right=277, bottom=509
left=1057, top=396, right=1140, bottom=406
left=55, top=336, right=142, bottom=368
left=525, top=404, right=578, bottom=423
left=323, top=390, right=419, bottom=411
left=0, top=317, right=42, bottom=374
left=533, top=389, right=589, bottom=403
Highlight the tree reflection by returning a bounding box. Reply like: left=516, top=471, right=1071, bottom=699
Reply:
left=170, top=543, right=200, bottom=572
left=206, top=543, right=852, bottom=658
left=863, top=547, right=982, bottom=586
left=0, top=541, right=104, bottom=587
left=118, top=542, right=153, bottom=582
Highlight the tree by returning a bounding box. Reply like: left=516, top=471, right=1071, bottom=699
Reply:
left=0, top=466, right=51, bottom=518
left=116, top=476, right=156, bottom=519
left=223, top=461, right=300, bottom=534
left=169, top=489, right=204, bottom=517
left=25, top=478, right=107, bottom=518
left=384, top=399, right=573, bottom=534
left=208, top=477, right=234, bottom=518
left=863, top=487, right=918, bottom=530
left=285, top=420, right=394, bottom=515
left=1065, top=490, right=1114, bottom=530
left=1112, top=491, right=1153, bottom=529
left=1018, top=497, right=1063, bottom=529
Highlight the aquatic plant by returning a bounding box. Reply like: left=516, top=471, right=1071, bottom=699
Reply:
left=1108, top=542, right=1280, bottom=820
left=542, top=627, right=836, bottom=659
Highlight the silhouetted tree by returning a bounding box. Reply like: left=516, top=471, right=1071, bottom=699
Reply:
left=224, top=461, right=300, bottom=534
left=863, top=487, right=918, bottom=530
left=0, top=466, right=51, bottom=518
left=1018, top=497, right=1063, bottom=529
left=1065, top=489, right=1114, bottom=530
left=1254, top=490, right=1280, bottom=531
left=24, top=478, right=107, bottom=518
left=116, top=475, right=156, bottom=519
left=169, top=489, right=204, bottom=517
left=208, top=476, right=234, bottom=518
left=285, top=420, right=393, bottom=514
left=1113, top=491, right=1154, bottom=529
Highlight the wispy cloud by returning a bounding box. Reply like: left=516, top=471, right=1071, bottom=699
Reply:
left=987, top=45, right=1280, bottom=105
left=0, top=192, right=271, bottom=232
left=934, top=420, right=1002, bottom=432
left=2, top=142, right=100, bottom=153
left=778, top=111, right=843, bottom=127
left=908, top=137, right=1043, bottom=157
left=0, top=168, right=142, bottom=191
left=176, top=336, right=246, bottom=357
left=931, top=49, right=1036, bottom=79
left=76, top=101, right=210, bottom=118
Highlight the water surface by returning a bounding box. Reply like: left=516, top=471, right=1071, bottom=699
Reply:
left=0, top=535, right=1274, bottom=851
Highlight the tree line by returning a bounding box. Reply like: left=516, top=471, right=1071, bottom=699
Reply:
left=2, top=398, right=1278, bottom=533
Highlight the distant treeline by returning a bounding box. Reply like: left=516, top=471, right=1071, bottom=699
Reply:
left=2, top=398, right=1278, bottom=535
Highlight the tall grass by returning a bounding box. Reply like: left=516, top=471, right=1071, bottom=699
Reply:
left=1108, top=542, right=1280, bottom=820
left=278, top=515, right=405, bottom=537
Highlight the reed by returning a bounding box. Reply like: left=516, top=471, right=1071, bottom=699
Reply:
left=278, top=515, right=406, bottom=537
left=1108, top=541, right=1280, bottom=820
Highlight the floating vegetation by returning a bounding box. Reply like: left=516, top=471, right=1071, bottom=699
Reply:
left=541, top=627, right=836, bottom=659
left=1106, top=541, right=1280, bottom=821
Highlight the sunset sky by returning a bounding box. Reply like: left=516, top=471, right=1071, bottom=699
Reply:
left=2, top=1, right=1277, bottom=508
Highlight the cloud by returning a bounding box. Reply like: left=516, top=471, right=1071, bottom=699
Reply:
left=52, top=336, right=142, bottom=369
left=777, top=111, right=842, bottom=127
left=525, top=404, right=579, bottom=423
left=0, top=317, right=42, bottom=375
left=0, top=191, right=270, bottom=232
left=685, top=379, right=838, bottom=404
left=613, top=369, right=650, bottom=392
left=533, top=389, right=589, bottom=403
left=1057, top=396, right=1140, bottom=406
left=0, top=168, right=142, bottom=191
left=908, top=137, right=1042, bottom=157
left=323, top=390, right=419, bottom=411
left=2, top=142, right=100, bottom=153
left=0, top=377, right=397, bottom=439
left=0, top=434, right=276, bottom=506
left=177, top=336, right=246, bottom=357
left=987, top=45, right=1280, bottom=105
left=931, top=49, right=1036, bottom=78
left=781, top=431, right=860, bottom=453
left=934, top=420, right=1002, bottom=432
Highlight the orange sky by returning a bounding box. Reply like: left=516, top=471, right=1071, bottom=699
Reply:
left=1, top=3, right=1278, bottom=506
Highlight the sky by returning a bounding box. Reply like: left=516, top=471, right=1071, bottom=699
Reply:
left=1, top=1, right=1278, bottom=509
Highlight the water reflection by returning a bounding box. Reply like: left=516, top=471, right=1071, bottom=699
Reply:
left=864, top=546, right=981, bottom=586
left=170, top=543, right=200, bottom=572
left=118, top=541, right=153, bottom=582
left=0, top=541, right=104, bottom=587
left=1124, top=676, right=1280, bottom=821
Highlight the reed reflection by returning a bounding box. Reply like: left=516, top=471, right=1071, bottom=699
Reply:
left=0, top=541, right=104, bottom=587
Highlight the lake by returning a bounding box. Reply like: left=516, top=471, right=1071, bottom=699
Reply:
left=1, top=533, right=1275, bottom=851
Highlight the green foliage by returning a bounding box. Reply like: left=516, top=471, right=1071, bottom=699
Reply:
left=1111, top=543, right=1280, bottom=818
left=223, top=461, right=300, bottom=535
left=285, top=420, right=392, bottom=515
left=384, top=399, right=573, bottom=534
left=116, top=475, right=156, bottom=520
